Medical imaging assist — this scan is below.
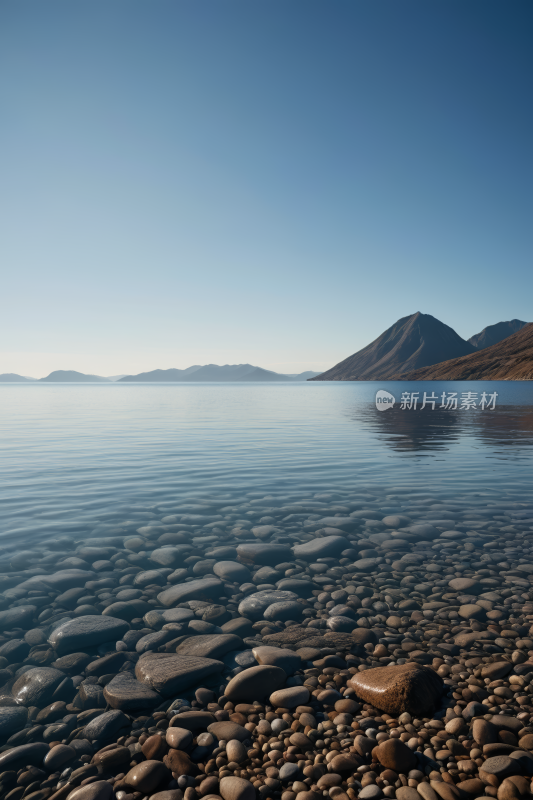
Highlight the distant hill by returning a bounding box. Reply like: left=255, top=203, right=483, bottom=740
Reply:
left=398, top=322, right=533, bottom=380
left=310, top=312, right=476, bottom=381
left=0, top=373, right=36, bottom=382
left=119, top=364, right=318, bottom=382
left=469, top=319, right=527, bottom=350
left=40, top=370, right=110, bottom=382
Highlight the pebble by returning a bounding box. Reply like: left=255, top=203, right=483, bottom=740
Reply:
left=1, top=489, right=533, bottom=800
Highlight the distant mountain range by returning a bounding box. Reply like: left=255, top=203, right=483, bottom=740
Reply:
left=399, top=322, right=533, bottom=380
left=0, top=365, right=321, bottom=383
left=310, top=313, right=530, bottom=382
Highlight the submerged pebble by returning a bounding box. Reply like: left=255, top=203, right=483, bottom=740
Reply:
left=0, top=489, right=532, bottom=800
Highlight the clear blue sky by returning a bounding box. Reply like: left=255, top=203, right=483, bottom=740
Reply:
left=1, top=0, right=531, bottom=377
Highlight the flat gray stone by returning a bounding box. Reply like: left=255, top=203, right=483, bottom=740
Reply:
left=292, top=535, right=349, bottom=559
left=236, top=543, right=292, bottom=566
left=12, top=667, right=66, bottom=707
left=252, top=646, right=302, bottom=675
left=83, top=709, right=130, bottom=741
left=150, top=546, right=192, bottom=567
left=316, top=517, right=359, bottom=532
left=238, top=590, right=297, bottom=622
left=213, top=561, right=252, bottom=583
left=157, top=578, right=223, bottom=607
left=0, top=706, right=28, bottom=737
left=175, top=634, right=244, bottom=660
left=41, top=569, right=95, bottom=589
left=103, top=672, right=162, bottom=711
left=102, top=600, right=151, bottom=622
left=161, top=608, right=195, bottom=624
left=135, top=653, right=225, bottom=696
left=264, top=601, right=303, bottom=621
left=49, top=615, right=130, bottom=655
left=0, top=606, right=37, bottom=631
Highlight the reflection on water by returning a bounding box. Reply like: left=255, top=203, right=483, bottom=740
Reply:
left=361, top=403, right=533, bottom=457
left=0, top=381, right=532, bottom=549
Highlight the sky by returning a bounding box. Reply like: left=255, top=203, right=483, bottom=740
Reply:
left=1, top=0, right=532, bottom=378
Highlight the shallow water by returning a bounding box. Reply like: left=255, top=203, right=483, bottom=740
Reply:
left=0, top=381, right=532, bottom=551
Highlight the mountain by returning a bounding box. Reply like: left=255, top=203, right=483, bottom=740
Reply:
left=0, top=373, right=36, bottom=382
left=40, top=370, right=110, bottom=382
left=285, top=371, right=321, bottom=380
left=119, top=364, right=311, bottom=382
left=397, top=322, right=533, bottom=380
left=106, top=374, right=128, bottom=381
left=310, top=312, right=476, bottom=381
left=469, top=319, right=528, bottom=350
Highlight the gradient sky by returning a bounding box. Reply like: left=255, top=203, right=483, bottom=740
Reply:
left=1, top=0, right=532, bottom=377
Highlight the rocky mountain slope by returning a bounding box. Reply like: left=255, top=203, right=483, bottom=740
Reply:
left=397, top=322, right=533, bottom=380
left=311, top=312, right=476, bottom=381
left=469, top=319, right=527, bottom=350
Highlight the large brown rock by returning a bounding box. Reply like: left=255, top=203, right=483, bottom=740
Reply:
left=164, top=748, right=193, bottom=776
left=348, top=662, right=443, bottom=716
left=125, top=760, right=171, bottom=793
left=375, top=738, right=417, bottom=773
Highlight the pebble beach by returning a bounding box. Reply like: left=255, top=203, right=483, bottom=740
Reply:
left=1, top=488, right=533, bottom=800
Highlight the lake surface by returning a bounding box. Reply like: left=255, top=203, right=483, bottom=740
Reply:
left=1, top=381, right=532, bottom=552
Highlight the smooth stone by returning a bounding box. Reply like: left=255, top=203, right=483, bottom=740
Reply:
left=448, top=578, right=482, bottom=594
left=292, top=535, right=350, bottom=560
left=238, top=590, right=297, bottom=622
left=166, top=726, right=194, bottom=749
left=163, top=748, right=193, bottom=776
left=275, top=579, right=314, bottom=596
left=0, top=606, right=37, bottom=631
left=316, top=517, right=358, bottom=531
left=151, top=547, right=192, bottom=567
left=327, top=616, right=356, bottom=632
left=44, top=743, right=77, bottom=771
left=264, top=600, right=303, bottom=621
left=135, top=653, right=224, bottom=696
left=459, top=603, right=486, bottom=621
left=348, top=662, right=443, bottom=716
left=213, top=561, right=252, bottom=582
left=161, top=608, right=196, bottom=624
left=125, top=760, right=171, bottom=793
left=279, top=762, right=302, bottom=781
left=41, top=569, right=95, bottom=589
left=375, top=738, right=417, bottom=773
left=157, top=578, right=223, bottom=607
left=208, top=721, right=250, bottom=742
left=482, top=756, right=517, bottom=777
left=102, top=600, right=151, bottom=621
left=0, top=742, right=49, bottom=771
left=48, top=615, right=129, bottom=655
left=220, top=776, right=256, bottom=800
left=252, top=646, right=302, bottom=675
left=175, top=634, right=244, bottom=660
left=0, top=705, right=28, bottom=736
left=12, top=667, right=66, bottom=707
left=236, top=543, right=292, bottom=566
left=168, top=711, right=216, bottom=732
left=103, top=671, right=162, bottom=710
left=225, top=664, right=286, bottom=702
left=481, top=661, right=513, bottom=680
left=65, top=781, right=114, bottom=800
left=221, top=617, right=255, bottom=637
left=270, top=686, right=310, bottom=708
left=83, top=709, right=130, bottom=741
left=359, top=787, right=383, bottom=800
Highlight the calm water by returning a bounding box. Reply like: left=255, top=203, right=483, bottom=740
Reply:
left=1, top=381, right=532, bottom=550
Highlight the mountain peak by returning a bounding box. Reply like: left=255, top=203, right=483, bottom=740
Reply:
left=311, top=313, right=476, bottom=381
left=468, top=319, right=528, bottom=350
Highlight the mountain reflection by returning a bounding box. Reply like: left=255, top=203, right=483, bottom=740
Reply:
left=355, top=403, right=533, bottom=454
